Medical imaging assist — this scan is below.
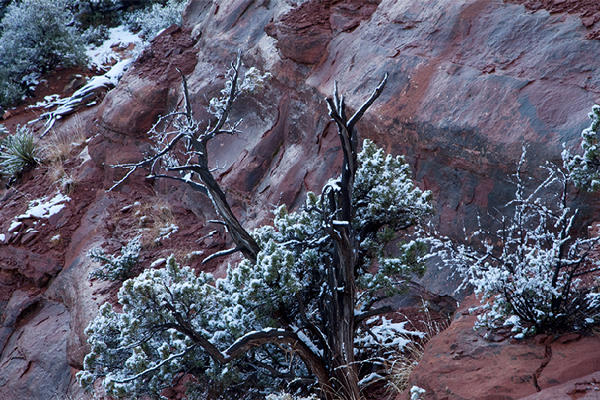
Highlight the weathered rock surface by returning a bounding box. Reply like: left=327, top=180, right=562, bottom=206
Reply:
left=2, top=0, right=600, bottom=398
left=520, top=371, right=600, bottom=399
left=403, top=297, right=600, bottom=399
left=0, top=298, right=72, bottom=400
left=507, top=0, right=600, bottom=38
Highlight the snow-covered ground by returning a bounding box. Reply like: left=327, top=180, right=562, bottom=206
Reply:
left=30, top=26, right=145, bottom=135
left=86, top=26, right=145, bottom=71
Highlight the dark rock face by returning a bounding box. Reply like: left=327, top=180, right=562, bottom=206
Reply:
left=507, top=0, right=600, bottom=38
left=2, top=0, right=600, bottom=398
left=0, top=296, right=72, bottom=400
left=520, top=370, right=600, bottom=399
left=265, top=0, right=381, bottom=65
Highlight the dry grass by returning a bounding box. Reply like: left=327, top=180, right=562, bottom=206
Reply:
left=44, top=160, right=77, bottom=194
left=379, top=304, right=451, bottom=397
left=41, top=119, right=86, bottom=164
left=41, top=116, right=86, bottom=192
left=171, top=246, right=205, bottom=264
left=135, top=197, right=178, bottom=248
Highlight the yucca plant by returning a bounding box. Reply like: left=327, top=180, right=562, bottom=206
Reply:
left=0, top=125, right=40, bottom=178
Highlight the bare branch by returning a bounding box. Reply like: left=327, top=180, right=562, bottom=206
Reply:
left=347, top=73, right=388, bottom=132
left=176, top=67, right=193, bottom=124
left=202, top=247, right=240, bottom=264
left=147, top=173, right=208, bottom=195
left=207, top=54, right=242, bottom=138
left=108, top=132, right=187, bottom=192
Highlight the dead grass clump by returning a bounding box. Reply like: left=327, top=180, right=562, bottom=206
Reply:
left=381, top=304, right=451, bottom=397
left=133, top=197, right=179, bottom=248
left=41, top=121, right=86, bottom=164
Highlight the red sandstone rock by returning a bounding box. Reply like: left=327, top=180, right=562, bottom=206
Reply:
left=3, top=0, right=600, bottom=399
left=265, top=0, right=380, bottom=65
left=520, top=371, right=600, bottom=399
left=0, top=300, right=73, bottom=399
left=402, top=296, right=600, bottom=399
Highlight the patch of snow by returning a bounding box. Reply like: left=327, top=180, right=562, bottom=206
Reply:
left=17, top=192, right=70, bottom=220
left=8, top=221, right=21, bottom=232
left=358, top=372, right=382, bottom=387
left=86, top=26, right=144, bottom=70
left=0, top=234, right=5, bottom=242
left=78, top=146, right=91, bottom=164
left=410, top=386, right=426, bottom=400
left=27, top=94, right=61, bottom=110
left=154, top=224, right=178, bottom=244
left=150, top=258, right=166, bottom=268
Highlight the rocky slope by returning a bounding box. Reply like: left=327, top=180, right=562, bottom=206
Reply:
left=1, top=0, right=600, bottom=398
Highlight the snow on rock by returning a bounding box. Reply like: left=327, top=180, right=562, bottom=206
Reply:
left=8, top=221, right=22, bottom=232
left=17, top=193, right=70, bottom=220
left=78, top=146, right=91, bottom=164
left=86, top=26, right=144, bottom=70
left=29, top=26, right=144, bottom=136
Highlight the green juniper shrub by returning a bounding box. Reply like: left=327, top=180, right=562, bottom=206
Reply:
left=0, top=0, right=86, bottom=106
left=89, top=236, right=142, bottom=281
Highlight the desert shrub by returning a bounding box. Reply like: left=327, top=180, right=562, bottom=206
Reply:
left=0, top=0, right=10, bottom=23
left=563, top=104, right=600, bottom=191
left=0, top=0, right=86, bottom=106
left=436, top=150, right=600, bottom=337
left=89, top=236, right=142, bottom=281
left=0, top=126, right=40, bottom=178
left=124, top=0, right=187, bottom=39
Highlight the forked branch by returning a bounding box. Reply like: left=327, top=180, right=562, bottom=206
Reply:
left=108, top=54, right=260, bottom=263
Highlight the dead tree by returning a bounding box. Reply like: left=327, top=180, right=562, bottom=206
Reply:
left=110, top=55, right=260, bottom=263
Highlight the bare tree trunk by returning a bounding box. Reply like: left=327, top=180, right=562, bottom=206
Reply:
left=322, top=75, right=388, bottom=400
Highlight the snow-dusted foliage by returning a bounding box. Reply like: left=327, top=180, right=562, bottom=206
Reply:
left=81, top=64, right=432, bottom=399
left=124, top=0, right=187, bottom=40
left=89, top=235, right=142, bottom=281
left=436, top=150, right=600, bottom=337
left=79, top=138, right=432, bottom=398
left=208, top=66, right=272, bottom=120
left=266, top=393, right=319, bottom=400
left=0, top=125, right=39, bottom=178
left=0, top=0, right=86, bottom=105
left=563, top=104, right=600, bottom=191
left=410, top=386, right=426, bottom=400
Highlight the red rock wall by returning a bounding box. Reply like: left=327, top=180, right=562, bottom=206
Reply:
left=2, top=0, right=600, bottom=398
